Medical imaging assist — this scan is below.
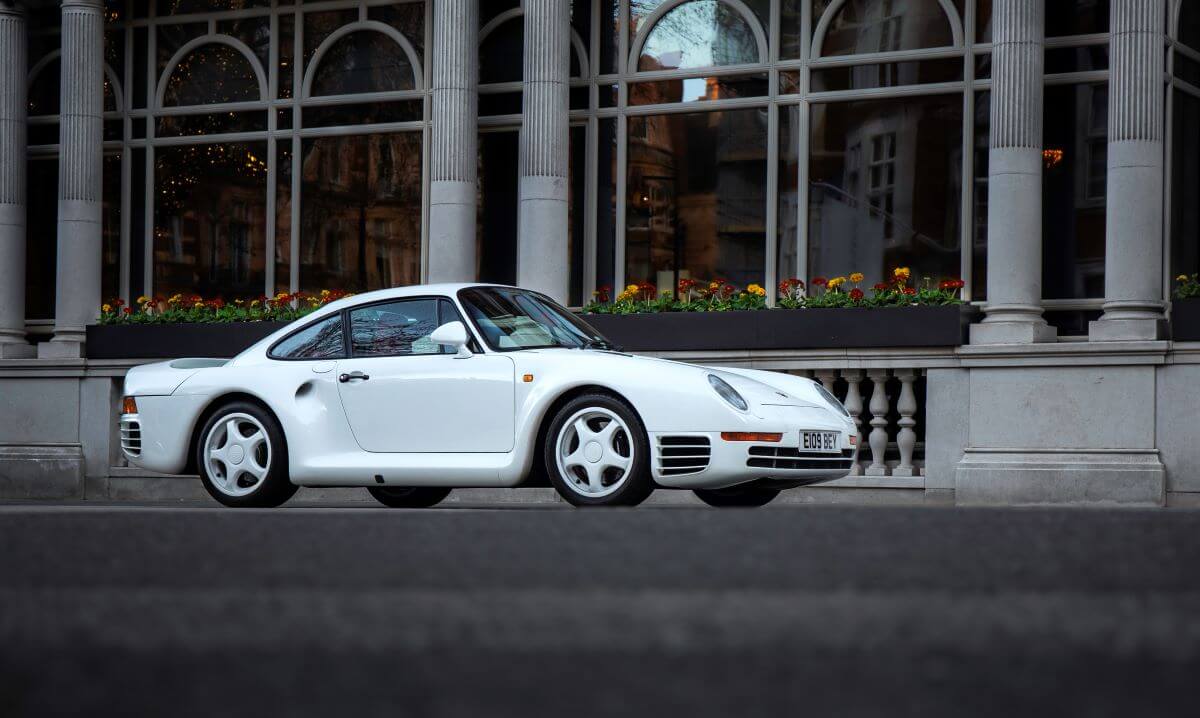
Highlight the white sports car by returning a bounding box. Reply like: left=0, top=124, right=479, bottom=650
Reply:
left=120, top=284, right=857, bottom=508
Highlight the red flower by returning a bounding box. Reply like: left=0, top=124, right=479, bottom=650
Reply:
left=849, top=288, right=864, bottom=301
left=939, top=279, right=965, bottom=290
left=902, top=287, right=917, bottom=296
left=122, top=307, right=133, bottom=315
left=812, top=277, right=828, bottom=287
left=873, top=283, right=889, bottom=291
left=113, top=298, right=125, bottom=307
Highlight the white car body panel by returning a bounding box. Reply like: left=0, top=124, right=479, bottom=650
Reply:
left=120, top=283, right=856, bottom=492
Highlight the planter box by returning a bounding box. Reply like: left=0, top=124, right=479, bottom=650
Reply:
left=580, top=305, right=977, bottom=352
left=1172, top=299, right=1200, bottom=342
left=86, top=321, right=289, bottom=360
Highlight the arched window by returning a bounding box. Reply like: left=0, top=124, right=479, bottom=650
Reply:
left=162, top=44, right=261, bottom=106
left=478, top=15, right=586, bottom=84
left=818, top=0, right=955, bottom=57
left=28, top=57, right=120, bottom=116
left=311, top=30, right=417, bottom=96
left=637, top=0, right=763, bottom=71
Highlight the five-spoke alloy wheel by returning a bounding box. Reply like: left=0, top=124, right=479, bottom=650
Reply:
left=544, top=394, right=652, bottom=507
left=196, top=401, right=296, bottom=508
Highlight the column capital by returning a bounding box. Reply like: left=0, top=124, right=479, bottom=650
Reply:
left=60, top=0, right=105, bottom=9
left=0, top=3, right=26, bottom=17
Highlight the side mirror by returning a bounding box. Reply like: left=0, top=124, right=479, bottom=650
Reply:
left=430, top=321, right=473, bottom=358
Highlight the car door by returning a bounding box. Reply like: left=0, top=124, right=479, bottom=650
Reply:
left=335, top=297, right=516, bottom=453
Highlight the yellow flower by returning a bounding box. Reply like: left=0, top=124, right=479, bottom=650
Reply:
left=193, top=301, right=204, bottom=308
left=849, top=272, right=864, bottom=284
left=275, top=291, right=288, bottom=300
left=893, top=267, right=911, bottom=280
left=168, top=293, right=182, bottom=304
left=250, top=300, right=261, bottom=307
left=746, top=283, right=766, bottom=297
left=101, top=303, right=112, bottom=313
left=234, top=299, right=244, bottom=305
left=136, top=295, right=150, bottom=305
left=320, top=289, right=331, bottom=297
left=827, top=276, right=846, bottom=290
left=1178, top=274, right=1189, bottom=283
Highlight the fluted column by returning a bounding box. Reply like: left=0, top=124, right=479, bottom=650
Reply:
left=41, top=0, right=104, bottom=358
left=0, top=3, right=33, bottom=358
left=1090, top=0, right=1168, bottom=341
left=971, top=0, right=1055, bottom=344
left=427, top=0, right=478, bottom=284
left=517, top=0, right=569, bottom=303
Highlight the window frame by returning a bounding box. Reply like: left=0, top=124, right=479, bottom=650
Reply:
left=345, top=295, right=464, bottom=359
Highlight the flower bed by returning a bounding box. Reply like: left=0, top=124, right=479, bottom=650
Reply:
left=98, top=290, right=349, bottom=324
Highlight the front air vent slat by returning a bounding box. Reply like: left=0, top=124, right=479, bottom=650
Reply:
left=120, top=419, right=142, bottom=457
left=746, top=444, right=853, bottom=471
left=656, top=435, right=711, bottom=476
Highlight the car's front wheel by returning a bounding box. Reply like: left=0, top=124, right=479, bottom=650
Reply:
left=367, top=486, right=452, bottom=508
left=196, top=401, right=297, bottom=508
left=693, top=485, right=780, bottom=508
left=544, top=393, right=652, bottom=507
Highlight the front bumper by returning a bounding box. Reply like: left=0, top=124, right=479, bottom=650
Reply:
left=650, top=428, right=857, bottom=490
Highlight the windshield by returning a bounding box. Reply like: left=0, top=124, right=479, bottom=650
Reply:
left=458, top=287, right=613, bottom=351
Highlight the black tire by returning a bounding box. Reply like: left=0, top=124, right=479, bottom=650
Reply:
left=693, top=485, right=781, bottom=508
left=367, top=486, right=452, bottom=508
left=543, top=393, right=653, bottom=507
left=194, top=401, right=297, bottom=508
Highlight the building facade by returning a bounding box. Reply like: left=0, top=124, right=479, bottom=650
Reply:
left=0, top=0, right=1198, bottom=504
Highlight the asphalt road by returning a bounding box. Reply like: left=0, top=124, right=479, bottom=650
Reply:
left=3, top=503, right=1200, bottom=717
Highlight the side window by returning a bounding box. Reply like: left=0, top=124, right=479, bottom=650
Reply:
left=270, top=314, right=345, bottom=360
left=350, top=298, right=445, bottom=357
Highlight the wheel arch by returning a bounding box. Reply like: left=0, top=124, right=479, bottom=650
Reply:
left=522, top=383, right=646, bottom=487
left=184, top=391, right=286, bottom=476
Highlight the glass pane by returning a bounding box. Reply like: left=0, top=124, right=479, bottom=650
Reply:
left=162, top=44, right=261, bottom=106
left=304, top=10, right=358, bottom=68
left=778, top=104, right=802, bottom=283
left=350, top=299, right=445, bottom=357
left=275, top=142, right=292, bottom=294
left=217, top=16, right=270, bottom=70
left=976, top=0, right=992, bottom=42
left=300, top=133, right=423, bottom=292
left=102, top=154, right=121, bottom=304
left=629, top=73, right=767, bottom=104
left=1042, top=83, right=1107, bottom=299
left=1183, top=3, right=1200, bottom=51
left=154, top=143, right=268, bottom=298
left=158, top=0, right=269, bottom=14
left=478, top=130, right=519, bottom=286
left=568, top=125, right=586, bottom=305
left=819, top=0, right=954, bottom=57
left=156, top=111, right=267, bottom=137
left=28, top=58, right=59, bottom=116
left=272, top=314, right=345, bottom=360
left=625, top=109, right=768, bottom=293
left=781, top=0, right=804, bottom=59
left=480, top=17, right=524, bottom=84
left=808, top=95, right=963, bottom=288
left=1171, top=90, right=1200, bottom=280
left=368, top=3, right=426, bottom=61
left=302, top=101, right=422, bottom=127
left=596, top=117, right=618, bottom=296
left=811, top=58, right=961, bottom=91
left=972, top=90, right=989, bottom=300
left=632, top=0, right=769, bottom=36
left=311, top=31, right=416, bottom=96
left=25, top=158, right=57, bottom=319
left=638, top=0, right=760, bottom=71
left=598, top=0, right=620, bottom=73
left=1045, top=45, right=1109, bottom=74
left=1046, top=0, right=1109, bottom=37
left=278, top=14, right=295, bottom=99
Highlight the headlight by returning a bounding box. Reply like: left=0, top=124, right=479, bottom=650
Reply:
left=813, top=382, right=850, bottom=418
left=708, top=374, right=748, bottom=411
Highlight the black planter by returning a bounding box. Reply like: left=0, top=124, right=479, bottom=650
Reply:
left=579, top=305, right=977, bottom=352
left=1172, top=299, right=1200, bottom=342
left=85, top=321, right=290, bottom=360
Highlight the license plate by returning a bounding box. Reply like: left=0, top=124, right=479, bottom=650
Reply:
left=801, top=431, right=840, bottom=453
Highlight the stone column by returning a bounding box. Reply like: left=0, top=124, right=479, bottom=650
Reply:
left=1089, top=0, right=1168, bottom=341
left=40, top=0, right=104, bottom=359
left=970, top=0, right=1055, bottom=344
left=517, top=0, right=570, bottom=303
left=427, top=0, right=478, bottom=284
left=0, top=3, right=33, bottom=358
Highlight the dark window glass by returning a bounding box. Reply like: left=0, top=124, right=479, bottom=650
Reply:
left=25, top=158, right=58, bottom=319
left=1045, top=45, right=1109, bottom=74
left=156, top=111, right=267, bottom=137
left=299, top=133, right=423, bottom=292
left=811, top=58, right=961, bottom=92
left=638, top=0, right=760, bottom=71
left=311, top=31, right=417, bottom=96
left=629, top=73, right=767, bottom=105
left=819, top=0, right=953, bottom=56
left=28, top=58, right=61, bottom=116
left=480, top=17, right=524, bottom=84
left=1042, top=83, right=1107, bottom=299
left=631, top=0, right=769, bottom=37
left=596, top=117, right=618, bottom=297
left=1046, top=0, right=1109, bottom=37
left=781, top=0, right=804, bottom=59
left=217, top=16, right=270, bottom=70
left=1182, top=3, right=1200, bottom=50
left=599, top=0, right=619, bottom=73
left=102, top=154, right=121, bottom=304
left=626, top=108, right=768, bottom=293
left=158, top=0, right=269, bottom=14
left=161, top=44, right=261, bottom=106
left=368, top=3, right=427, bottom=61
left=972, top=90, right=989, bottom=300
left=272, top=314, right=345, bottom=360
left=778, top=104, right=801, bottom=283
left=302, top=101, right=422, bottom=127
left=977, top=0, right=992, bottom=42
left=154, top=142, right=268, bottom=298
left=275, top=142, right=292, bottom=294
left=350, top=299, right=446, bottom=357
left=278, top=13, right=295, bottom=99
left=808, top=94, right=963, bottom=288
left=303, top=10, right=358, bottom=67
left=459, top=287, right=607, bottom=351
left=156, top=23, right=207, bottom=81
left=1172, top=90, right=1200, bottom=280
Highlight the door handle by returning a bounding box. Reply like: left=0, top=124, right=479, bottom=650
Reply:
left=338, top=371, right=370, bottom=383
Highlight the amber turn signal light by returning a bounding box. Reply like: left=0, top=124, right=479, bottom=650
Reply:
left=122, top=396, right=137, bottom=414
left=720, top=432, right=783, bottom=442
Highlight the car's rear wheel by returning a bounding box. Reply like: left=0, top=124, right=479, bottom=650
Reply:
left=196, top=401, right=297, bottom=508
left=544, top=393, right=653, bottom=507
left=367, top=486, right=452, bottom=508
left=693, top=485, right=781, bottom=508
